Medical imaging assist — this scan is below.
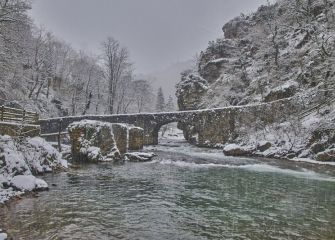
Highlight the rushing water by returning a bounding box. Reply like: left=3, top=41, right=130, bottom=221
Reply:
left=1, top=140, right=335, bottom=240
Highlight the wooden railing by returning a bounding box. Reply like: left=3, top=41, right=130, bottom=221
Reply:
left=299, top=97, right=335, bottom=120
left=40, top=119, right=66, bottom=151
left=0, top=105, right=39, bottom=125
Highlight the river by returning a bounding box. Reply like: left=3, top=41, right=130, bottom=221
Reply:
left=1, top=139, right=335, bottom=240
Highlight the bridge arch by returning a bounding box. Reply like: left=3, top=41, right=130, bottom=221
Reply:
left=39, top=99, right=294, bottom=147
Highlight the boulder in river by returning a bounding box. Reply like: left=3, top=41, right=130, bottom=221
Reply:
left=112, top=124, right=128, bottom=154
left=315, top=149, right=335, bottom=162
left=10, top=175, right=48, bottom=191
left=125, top=152, right=156, bottom=162
left=68, top=120, right=121, bottom=162
left=257, top=141, right=272, bottom=152
left=223, top=144, right=253, bottom=157
left=128, top=126, right=144, bottom=150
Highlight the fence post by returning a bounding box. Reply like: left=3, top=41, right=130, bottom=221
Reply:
left=1, top=106, right=3, bottom=121
left=34, top=112, right=39, bottom=124
left=22, top=110, right=26, bottom=123
left=58, top=119, right=62, bottom=152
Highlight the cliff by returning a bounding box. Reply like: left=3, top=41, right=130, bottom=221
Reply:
left=176, top=0, right=335, bottom=161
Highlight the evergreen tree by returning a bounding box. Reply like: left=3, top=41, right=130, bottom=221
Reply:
left=156, top=87, right=165, bottom=112
left=165, top=95, right=175, bottom=112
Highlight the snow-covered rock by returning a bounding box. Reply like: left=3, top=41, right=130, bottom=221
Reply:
left=0, top=135, right=67, bottom=203
left=125, top=152, right=157, bottom=162
left=24, top=137, right=65, bottom=173
left=264, top=81, right=299, bottom=102
left=176, top=72, right=208, bottom=111
left=176, top=0, right=335, bottom=162
left=257, top=141, right=272, bottom=152
left=10, top=175, right=48, bottom=191
left=0, top=232, right=7, bottom=240
left=223, top=144, right=253, bottom=157
left=316, top=149, right=335, bottom=162
left=0, top=135, right=66, bottom=178
left=68, top=120, right=121, bottom=162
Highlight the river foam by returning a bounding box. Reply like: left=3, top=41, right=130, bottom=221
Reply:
left=149, top=159, right=335, bottom=182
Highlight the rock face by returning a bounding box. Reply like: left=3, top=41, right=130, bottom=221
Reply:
left=128, top=126, right=144, bottom=150
left=176, top=72, right=208, bottom=111
left=68, top=120, right=121, bottom=162
left=257, top=141, right=272, bottom=152
left=264, top=81, right=298, bottom=102
left=68, top=120, right=147, bottom=162
left=175, top=0, right=335, bottom=161
left=112, top=124, right=128, bottom=154
left=222, top=16, right=251, bottom=39
left=315, top=149, right=335, bottom=162
left=180, top=99, right=297, bottom=147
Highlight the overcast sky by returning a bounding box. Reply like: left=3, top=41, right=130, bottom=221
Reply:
left=30, top=0, right=267, bottom=74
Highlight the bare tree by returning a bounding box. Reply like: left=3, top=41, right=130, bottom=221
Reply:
left=115, top=70, right=133, bottom=114
left=131, top=80, right=154, bottom=113
left=101, top=37, right=130, bottom=114
left=0, top=0, right=30, bottom=24
left=259, top=1, right=280, bottom=67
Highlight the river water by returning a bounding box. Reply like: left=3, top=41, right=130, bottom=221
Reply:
left=1, top=139, right=335, bottom=240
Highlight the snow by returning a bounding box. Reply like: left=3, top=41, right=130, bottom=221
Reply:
left=302, top=115, right=321, bottom=128
left=223, top=144, right=241, bottom=151
left=86, top=146, right=102, bottom=161
left=0, top=188, right=22, bottom=204
left=0, top=135, right=67, bottom=203
left=129, top=152, right=156, bottom=158
left=125, top=152, right=156, bottom=162
left=270, top=80, right=299, bottom=92
left=209, top=58, right=228, bottom=64
left=11, top=175, right=48, bottom=191
left=60, top=159, right=68, bottom=168
left=24, top=137, right=64, bottom=173
left=68, top=119, right=112, bottom=132
left=0, top=232, right=7, bottom=240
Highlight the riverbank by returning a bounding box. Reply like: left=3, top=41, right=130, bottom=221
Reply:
left=151, top=138, right=335, bottom=174
left=158, top=127, right=335, bottom=167
left=0, top=135, right=68, bottom=205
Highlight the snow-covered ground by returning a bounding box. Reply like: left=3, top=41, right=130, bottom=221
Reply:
left=0, top=135, right=67, bottom=204
left=0, top=231, right=7, bottom=240
left=156, top=123, right=335, bottom=166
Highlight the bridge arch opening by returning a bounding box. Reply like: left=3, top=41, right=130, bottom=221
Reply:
left=156, top=122, right=185, bottom=145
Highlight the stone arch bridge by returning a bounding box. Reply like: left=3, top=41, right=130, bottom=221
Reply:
left=39, top=99, right=295, bottom=147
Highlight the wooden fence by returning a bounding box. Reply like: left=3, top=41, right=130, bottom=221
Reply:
left=299, top=97, right=335, bottom=120
left=0, top=105, right=39, bottom=125
left=40, top=119, right=67, bottom=152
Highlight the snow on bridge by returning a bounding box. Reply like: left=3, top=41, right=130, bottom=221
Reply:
left=39, top=99, right=296, bottom=146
